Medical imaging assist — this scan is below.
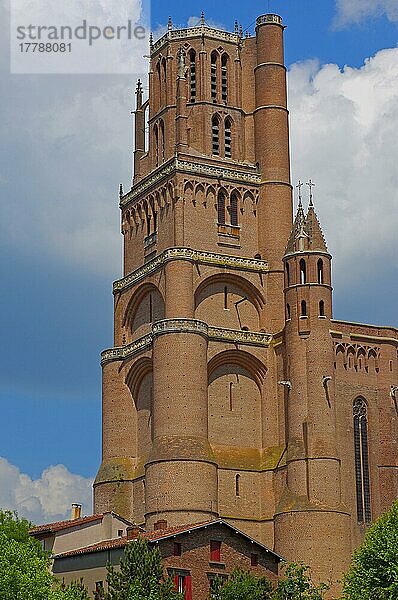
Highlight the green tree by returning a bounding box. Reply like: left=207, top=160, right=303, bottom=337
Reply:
left=0, top=510, right=91, bottom=600
left=274, top=563, right=329, bottom=600
left=104, top=537, right=182, bottom=600
left=0, top=510, right=56, bottom=600
left=211, top=569, right=273, bottom=600
left=343, top=501, right=398, bottom=600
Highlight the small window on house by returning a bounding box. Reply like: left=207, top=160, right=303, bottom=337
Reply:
left=300, top=258, right=307, bottom=285
left=317, top=258, right=324, bottom=284
left=319, top=300, right=325, bottom=317
left=217, top=191, right=226, bottom=224
left=286, top=303, right=291, bottom=320
left=221, top=54, right=228, bottom=102
left=211, top=52, right=218, bottom=102
left=174, top=542, right=182, bottom=556
left=210, top=540, right=221, bottom=562
left=251, top=553, right=258, bottom=567
left=225, top=117, right=232, bottom=158
left=230, top=193, right=238, bottom=226
left=235, top=473, right=240, bottom=496
left=301, top=300, right=307, bottom=317
left=189, top=50, right=196, bottom=102
left=118, top=529, right=123, bottom=537
left=212, top=115, right=220, bottom=155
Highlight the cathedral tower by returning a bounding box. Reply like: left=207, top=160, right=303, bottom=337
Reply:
left=93, top=11, right=398, bottom=594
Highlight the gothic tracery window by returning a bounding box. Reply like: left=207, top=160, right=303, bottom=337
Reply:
left=221, top=53, right=228, bottom=103
left=211, top=51, right=218, bottom=102
left=189, top=49, right=197, bottom=102
left=353, top=397, right=371, bottom=524
left=212, top=115, right=220, bottom=155
left=217, top=191, right=226, bottom=224
left=230, top=193, right=238, bottom=226
left=225, top=117, right=232, bottom=158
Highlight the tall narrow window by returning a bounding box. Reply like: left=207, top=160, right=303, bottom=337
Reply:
left=154, top=124, right=159, bottom=167
left=319, top=300, right=325, bottom=317
left=286, top=262, right=290, bottom=286
left=229, top=382, right=233, bottom=411
left=225, top=117, right=232, bottom=158
left=189, top=50, right=196, bottom=102
left=217, top=191, right=225, bottom=224
left=211, top=52, right=218, bottom=102
left=210, top=540, right=221, bottom=562
left=300, top=259, right=307, bottom=285
left=212, top=115, right=220, bottom=155
left=286, top=303, right=291, bottom=320
left=235, top=474, right=240, bottom=496
left=230, top=193, right=238, bottom=226
left=318, top=259, right=324, bottom=284
left=224, top=286, right=228, bottom=309
left=159, top=120, right=165, bottom=163
left=301, top=300, right=307, bottom=317
left=221, top=54, right=228, bottom=103
left=354, top=398, right=371, bottom=524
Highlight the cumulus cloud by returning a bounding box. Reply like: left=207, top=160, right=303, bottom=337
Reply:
left=334, top=0, right=398, bottom=26
left=0, top=458, right=93, bottom=525
left=288, top=47, right=398, bottom=287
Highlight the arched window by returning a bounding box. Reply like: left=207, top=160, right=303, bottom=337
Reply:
left=230, top=193, right=238, bottom=226
left=301, top=300, right=307, bottom=317
left=159, top=120, right=165, bottom=163
left=217, top=191, right=226, bottom=224
left=225, top=117, right=232, bottom=158
left=300, top=259, right=307, bottom=285
left=221, top=54, right=228, bottom=103
left=235, top=474, right=240, bottom=497
left=211, top=51, right=218, bottom=102
left=353, top=398, right=371, bottom=524
left=286, top=303, right=291, bottom=320
left=154, top=123, right=159, bottom=167
left=212, top=115, right=220, bottom=155
left=286, top=262, right=290, bottom=287
left=319, top=300, right=325, bottom=317
left=189, top=50, right=196, bottom=102
left=318, top=259, right=324, bottom=284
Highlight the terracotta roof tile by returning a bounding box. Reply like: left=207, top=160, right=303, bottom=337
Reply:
left=30, top=514, right=105, bottom=535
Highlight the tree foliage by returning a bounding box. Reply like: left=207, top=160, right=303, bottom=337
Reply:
left=103, top=537, right=182, bottom=600
left=343, top=501, right=398, bottom=600
left=0, top=510, right=90, bottom=600
left=212, top=564, right=328, bottom=600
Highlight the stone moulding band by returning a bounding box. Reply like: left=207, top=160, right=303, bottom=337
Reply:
left=120, top=157, right=261, bottom=206
left=101, top=322, right=272, bottom=366
left=113, top=248, right=269, bottom=294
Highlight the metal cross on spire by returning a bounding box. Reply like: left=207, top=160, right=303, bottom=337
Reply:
left=296, top=180, right=304, bottom=206
left=306, top=179, right=315, bottom=207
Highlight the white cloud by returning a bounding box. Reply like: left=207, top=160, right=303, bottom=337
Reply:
left=335, top=0, right=398, bottom=26
left=288, top=47, right=398, bottom=287
left=0, top=458, right=92, bottom=525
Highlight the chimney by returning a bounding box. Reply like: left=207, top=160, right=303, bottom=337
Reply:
left=71, top=503, right=82, bottom=520
left=154, top=519, right=168, bottom=531
left=126, top=526, right=141, bottom=540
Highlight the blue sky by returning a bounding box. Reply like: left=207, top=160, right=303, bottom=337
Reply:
left=0, top=0, right=397, bottom=522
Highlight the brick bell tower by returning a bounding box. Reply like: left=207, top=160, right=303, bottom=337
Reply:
left=93, top=13, right=352, bottom=590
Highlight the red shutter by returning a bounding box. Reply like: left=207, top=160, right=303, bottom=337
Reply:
left=173, top=575, right=179, bottom=592
left=210, top=540, right=221, bottom=562
left=184, top=575, right=192, bottom=600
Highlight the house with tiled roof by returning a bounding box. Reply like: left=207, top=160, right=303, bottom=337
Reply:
left=51, top=518, right=283, bottom=600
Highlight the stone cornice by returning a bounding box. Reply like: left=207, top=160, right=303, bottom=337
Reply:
left=113, top=248, right=269, bottom=294
left=120, top=158, right=261, bottom=207
left=101, top=321, right=272, bottom=366
left=152, top=26, right=241, bottom=54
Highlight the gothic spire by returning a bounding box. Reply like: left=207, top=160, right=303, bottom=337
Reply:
left=285, top=180, right=328, bottom=255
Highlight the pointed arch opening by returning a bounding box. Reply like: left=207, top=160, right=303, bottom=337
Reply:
left=300, top=258, right=307, bottom=285
left=353, top=397, right=371, bottom=524
left=217, top=190, right=226, bottom=225
left=225, top=117, right=232, bottom=158
left=301, top=300, right=307, bottom=317
left=189, top=49, right=197, bottom=102
left=212, top=114, right=220, bottom=155
left=319, top=300, right=325, bottom=317
left=318, top=259, right=324, bottom=284
left=221, top=53, right=229, bottom=103
left=230, top=192, right=238, bottom=227
left=211, top=51, right=218, bottom=102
